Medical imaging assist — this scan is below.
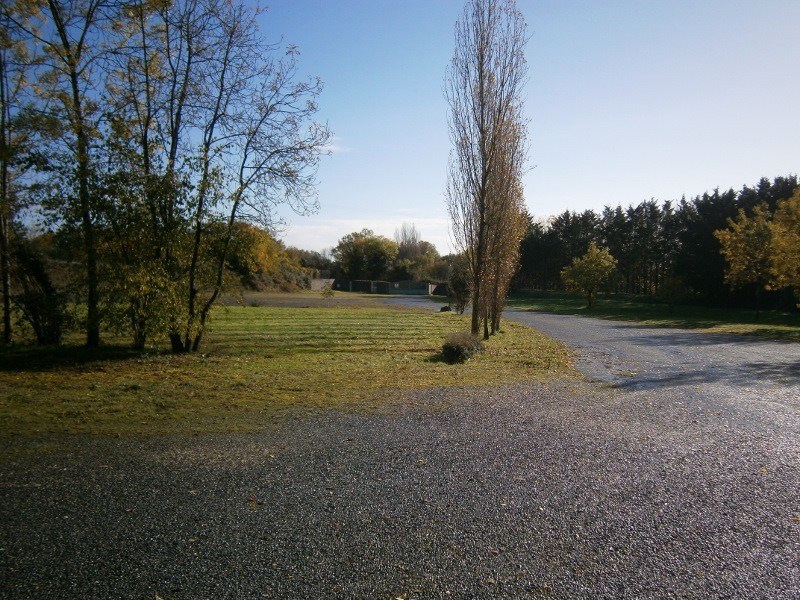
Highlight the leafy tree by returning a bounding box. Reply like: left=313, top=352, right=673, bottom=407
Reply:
left=104, top=0, right=330, bottom=352
left=286, top=247, right=333, bottom=276
left=446, top=253, right=471, bottom=314
left=333, top=229, right=398, bottom=281
left=320, top=282, right=334, bottom=303
left=550, top=210, right=600, bottom=272
left=514, top=175, right=798, bottom=310
left=97, top=0, right=328, bottom=351
left=515, top=217, right=560, bottom=290
left=6, top=0, right=330, bottom=351
left=674, top=188, right=739, bottom=303
left=624, top=200, right=664, bottom=294
left=410, top=248, right=448, bottom=281
left=392, top=223, right=441, bottom=281
left=655, top=275, right=689, bottom=313
left=9, top=233, right=67, bottom=344
left=715, top=203, right=772, bottom=317
left=769, top=188, right=800, bottom=306
left=0, top=2, right=36, bottom=344
left=101, top=257, right=178, bottom=350
left=561, top=243, right=617, bottom=308
left=19, top=0, right=123, bottom=347
left=222, top=222, right=313, bottom=292
left=445, top=0, right=528, bottom=338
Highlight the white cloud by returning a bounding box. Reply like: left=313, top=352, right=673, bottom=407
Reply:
left=323, top=137, right=351, bottom=154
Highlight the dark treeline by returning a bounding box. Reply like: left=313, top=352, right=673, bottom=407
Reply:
left=515, top=175, right=799, bottom=309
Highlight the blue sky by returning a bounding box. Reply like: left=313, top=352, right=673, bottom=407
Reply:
left=260, top=1, right=800, bottom=255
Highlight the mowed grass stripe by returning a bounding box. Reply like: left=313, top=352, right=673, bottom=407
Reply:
left=207, top=308, right=457, bottom=352
left=1, top=305, right=572, bottom=437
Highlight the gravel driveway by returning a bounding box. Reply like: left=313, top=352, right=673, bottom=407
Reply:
left=506, top=311, right=800, bottom=431
left=2, top=309, right=798, bottom=598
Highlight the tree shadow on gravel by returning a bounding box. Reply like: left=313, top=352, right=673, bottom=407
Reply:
left=608, top=325, right=788, bottom=346
left=743, top=360, right=800, bottom=384
left=612, top=359, right=800, bottom=391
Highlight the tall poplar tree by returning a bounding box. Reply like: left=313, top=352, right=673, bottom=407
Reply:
left=445, top=0, right=528, bottom=338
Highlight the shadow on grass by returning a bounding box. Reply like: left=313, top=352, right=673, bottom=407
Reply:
left=426, top=352, right=457, bottom=364
left=0, top=343, right=156, bottom=373
left=508, top=291, right=800, bottom=341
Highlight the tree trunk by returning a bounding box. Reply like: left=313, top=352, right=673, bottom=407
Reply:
left=83, top=204, right=100, bottom=347
left=0, top=52, right=11, bottom=345
left=191, top=197, right=241, bottom=352
left=71, top=80, right=100, bottom=348
left=0, top=211, right=10, bottom=344
left=50, top=0, right=102, bottom=347
left=755, top=284, right=762, bottom=320
left=470, top=213, right=488, bottom=336
left=132, top=326, right=146, bottom=351
left=470, top=286, right=481, bottom=335
left=169, top=332, right=185, bottom=353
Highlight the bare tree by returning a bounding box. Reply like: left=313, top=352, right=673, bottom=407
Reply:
left=395, top=222, right=422, bottom=260
left=445, top=0, right=528, bottom=338
left=188, top=19, right=331, bottom=351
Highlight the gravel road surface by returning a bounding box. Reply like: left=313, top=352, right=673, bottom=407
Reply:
left=2, top=308, right=798, bottom=598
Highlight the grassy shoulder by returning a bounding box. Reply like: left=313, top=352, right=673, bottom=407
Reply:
left=0, top=301, right=572, bottom=438
left=508, top=291, right=800, bottom=342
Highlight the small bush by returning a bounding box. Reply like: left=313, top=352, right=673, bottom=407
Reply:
left=10, top=237, right=68, bottom=345
left=442, top=331, right=484, bottom=363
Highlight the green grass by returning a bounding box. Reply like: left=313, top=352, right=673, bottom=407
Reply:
left=0, top=303, right=572, bottom=438
left=508, top=291, right=800, bottom=341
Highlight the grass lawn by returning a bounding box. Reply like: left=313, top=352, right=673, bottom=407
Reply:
left=0, top=296, right=572, bottom=438
left=508, top=291, right=800, bottom=342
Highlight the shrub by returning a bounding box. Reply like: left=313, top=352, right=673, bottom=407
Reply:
left=441, top=331, right=484, bottom=363
left=447, top=255, right=471, bottom=314
left=10, top=237, right=68, bottom=345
